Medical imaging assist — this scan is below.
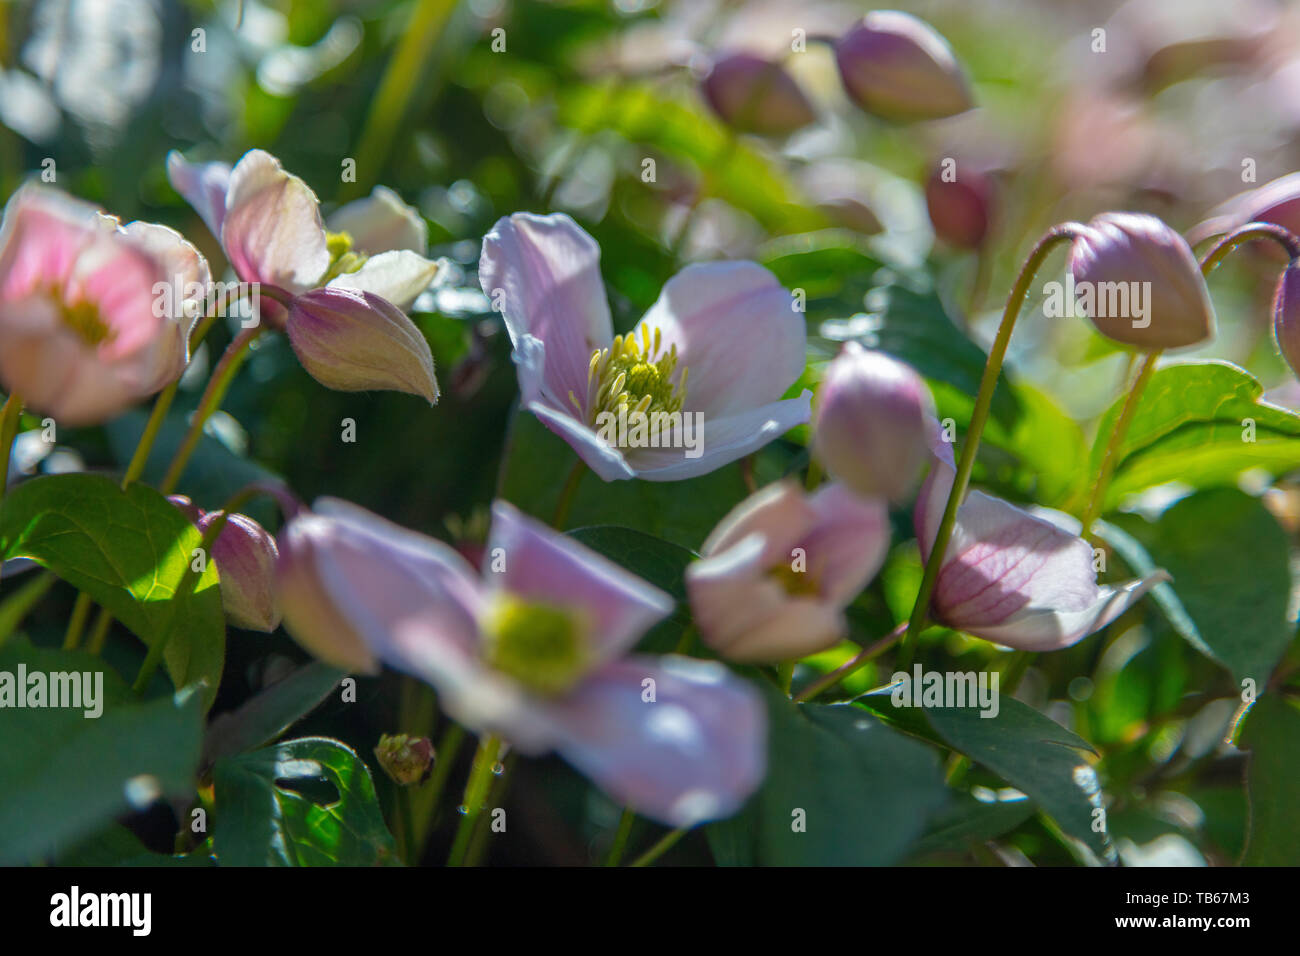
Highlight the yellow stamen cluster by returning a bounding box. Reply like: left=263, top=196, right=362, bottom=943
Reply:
left=482, top=593, right=592, bottom=696
left=768, top=562, right=820, bottom=597
left=321, top=230, right=368, bottom=283
left=58, top=296, right=113, bottom=346
left=574, top=325, right=689, bottom=430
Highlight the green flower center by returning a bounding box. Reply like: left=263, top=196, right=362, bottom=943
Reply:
left=321, top=230, right=369, bottom=283
left=482, top=593, right=591, bottom=696
left=575, top=326, right=689, bottom=443
left=58, top=295, right=113, bottom=346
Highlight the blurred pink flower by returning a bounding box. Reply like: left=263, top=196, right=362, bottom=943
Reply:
left=479, top=212, right=810, bottom=481
left=169, top=495, right=281, bottom=633
left=914, top=422, right=1167, bottom=651
left=276, top=497, right=765, bottom=826
left=835, top=11, right=972, bottom=123
left=0, top=184, right=205, bottom=425
left=686, top=480, right=889, bottom=662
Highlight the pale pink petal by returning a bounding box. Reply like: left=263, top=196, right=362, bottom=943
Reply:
left=166, top=151, right=232, bottom=240
left=326, top=249, right=443, bottom=310
left=802, top=482, right=890, bottom=604
left=327, top=185, right=427, bottom=254
left=969, top=574, right=1169, bottom=651
left=638, top=261, right=805, bottom=418
left=221, top=149, right=330, bottom=292
left=479, top=212, right=613, bottom=411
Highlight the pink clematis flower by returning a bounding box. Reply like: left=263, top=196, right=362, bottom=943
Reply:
left=167, top=149, right=442, bottom=308
left=169, top=495, right=281, bottom=633
left=914, top=421, right=1167, bottom=651
left=479, top=212, right=811, bottom=481
left=0, top=184, right=206, bottom=425
left=686, top=480, right=890, bottom=662
left=276, top=497, right=766, bottom=827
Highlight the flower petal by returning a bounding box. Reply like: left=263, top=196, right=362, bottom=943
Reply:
left=221, top=149, right=330, bottom=292
left=479, top=212, right=613, bottom=410
left=624, top=391, right=811, bottom=481
left=326, top=249, right=444, bottom=311
left=970, top=573, right=1169, bottom=651
left=803, top=482, right=890, bottom=604
left=537, top=655, right=767, bottom=827
left=327, top=185, right=427, bottom=255
left=486, top=500, right=673, bottom=663
left=639, top=260, right=805, bottom=418
left=165, top=151, right=232, bottom=241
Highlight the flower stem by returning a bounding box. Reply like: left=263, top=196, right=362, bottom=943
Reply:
left=898, top=225, right=1082, bottom=666
left=630, top=827, right=688, bottom=867
left=793, top=621, right=908, bottom=703
left=604, top=806, right=637, bottom=866
left=0, top=391, right=22, bottom=504
left=62, top=592, right=93, bottom=651
left=0, top=569, right=56, bottom=648
left=777, top=659, right=796, bottom=695
left=1079, top=350, right=1160, bottom=538
left=120, top=383, right=176, bottom=488
left=804, top=456, right=821, bottom=491
left=160, top=325, right=262, bottom=495
left=447, top=733, right=502, bottom=866
left=551, top=459, right=587, bottom=529
left=1199, top=221, right=1300, bottom=273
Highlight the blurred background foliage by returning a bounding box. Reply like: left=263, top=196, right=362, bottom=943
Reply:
left=4, top=0, right=1300, bottom=866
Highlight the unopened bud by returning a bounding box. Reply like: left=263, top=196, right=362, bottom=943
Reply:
left=925, top=164, right=993, bottom=249
left=813, top=343, right=933, bottom=501
left=835, top=11, right=972, bottom=123
left=701, top=52, right=816, bottom=137
left=1067, top=212, right=1215, bottom=350
left=169, top=495, right=281, bottom=632
left=286, top=287, right=440, bottom=403
left=374, top=733, right=435, bottom=786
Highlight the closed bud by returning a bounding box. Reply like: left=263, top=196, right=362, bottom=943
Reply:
left=925, top=163, right=993, bottom=249
left=1067, top=212, right=1215, bottom=350
left=835, top=11, right=972, bottom=123
left=701, top=51, right=816, bottom=137
left=1273, top=261, right=1300, bottom=379
left=169, top=496, right=281, bottom=632
left=374, top=733, right=435, bottom=786
left=813, top=343, right=933, bottom=501
left=286, top=287, right=439, bottom=403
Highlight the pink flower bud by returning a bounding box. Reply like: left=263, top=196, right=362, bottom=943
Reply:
left=374, top=733, right=435, bottom=786
left=285, top=287, right=439, bottom=403
left=1067, top=212, right=1215, bottom=350
left=1273, top=261, right=1300, bottom=379
left=169, top=495, right=281, bottom=632
left=701, top=51, right=816, bottom=137
left=925, top=163, right=993, bottom=249
left=813, top=343, right=933, bottom=501
left=835, top=11, right=973, bottom=123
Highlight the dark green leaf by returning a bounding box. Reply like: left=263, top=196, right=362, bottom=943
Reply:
left=202, top=661, right=346, bottom=766
left=0, top=474, right=225, bottom=710
left=1240, top=694, right=1300, bottom=866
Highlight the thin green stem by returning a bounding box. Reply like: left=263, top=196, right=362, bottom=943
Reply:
left=446, top=733, right=502, bottom=867
left=1079, top=350, right=1160, bottom=538
left=62, top=592, right=93, bottom=651
left=121, top=383, right=176, bottom=488
left=0, top=391, right=22, bottom=504
left=604, top=806, right=637, bottom=866
left=899, top=226, right=1082, bottom=667
left=1199, top=221, right=1300, bottom=275
left=410, top=722, right=466, bottom=859
left=465, top=752, right=515, bottom=867
left=552, top=459, right=587, bottom=529
left=629, top=827, right=688, bottom=867
left=85, top=606, right=114, bottom=656
left=793, top=621, right=908, bottom=703
left=804, top=456, right=822, bottom=491
left=160, top=326, right=262, bottom=495
left=0, top=570, right=56, bottom=647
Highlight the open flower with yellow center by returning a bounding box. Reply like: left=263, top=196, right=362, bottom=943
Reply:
left=276, top=497, right=766, bottom=827
left=686, top=480, right=890, bottom=662
left=0, top=184, right=206, bottom=425
left=479, top=212, right=811, bottom=481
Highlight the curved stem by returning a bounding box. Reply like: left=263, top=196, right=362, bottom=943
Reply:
left=160, top=325, right=262, bottom=495
left=1200, top=221, right=1300, bottom=275
left=1079, top=350, right=1160, bottom=538
left=0, top=391, right=22, bottom=504
left=446, top=733, right=502, bottom=866
left=630, top=826, right=688, bottom=867
left=551, top=459, right=587, bottom=529
left=604, top=806, right=637, bottom=866
left=793, top=621, right=908, bottom=703
left=899, top=225, right=1083, bottom=665
left=62, top=592, right=93, bottom=651
left=121, top=383, right=176, bottom=488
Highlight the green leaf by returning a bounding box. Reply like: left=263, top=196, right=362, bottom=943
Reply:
left=202, top=662, right=346, bottom=766
left=57, top=825, right=212, bottom=867
left=212, top=736, right=399, bottom=866
left=706, top=684, right=947, bottom=865
left=1091, top=361, right=1300, bottom=508
left=565, top=525, right=696, bottom=654
left=917, top=694, right=1114, bottom=864
left=1240, top=695, right=1300, bottom=865
left=1109, top=489, right=1292, bottom=685
left=0, top=473, right=225, bottom=711
left=910, top=791, right=1037, bottom=858
left=0, top=638, right=203, bottom=864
